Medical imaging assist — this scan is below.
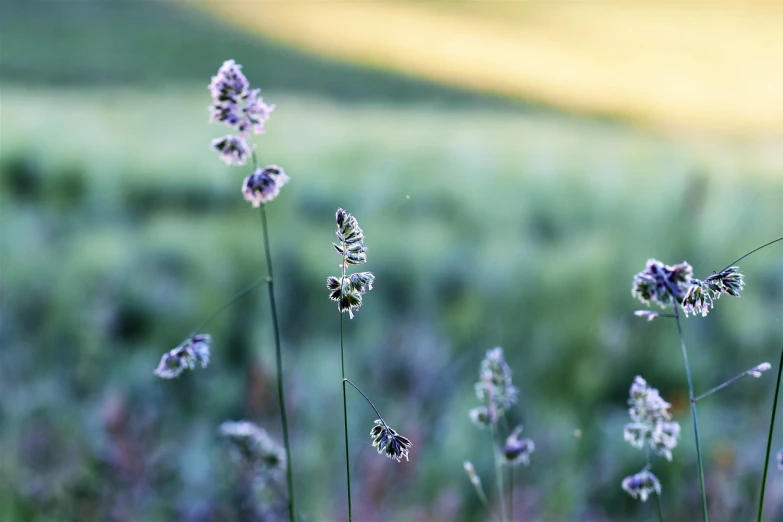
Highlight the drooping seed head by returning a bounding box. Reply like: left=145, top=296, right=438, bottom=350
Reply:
left=370, top=420, right=412, bottom=462
left=154, top=334, right=212, bottom=379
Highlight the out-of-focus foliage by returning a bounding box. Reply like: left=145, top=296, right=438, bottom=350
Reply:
left=3, top=86, right=782, bottom=522
left=1, top=1, right=782, bottom=521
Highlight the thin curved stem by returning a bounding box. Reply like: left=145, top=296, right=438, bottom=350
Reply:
left=756, top=345, right=783, bottom=522
left=718, top=236, right=783, bottom=274
left=343, top=378, right=386, bottom=427
left=259, top=205, right=295, bottom=522
left=693, top=365, right=768, bottom=403
left=673, top=306, right=708, bottom=522
left=340, top=311, right=353, bottom=522
left=189, top=277, right=268, bottom=336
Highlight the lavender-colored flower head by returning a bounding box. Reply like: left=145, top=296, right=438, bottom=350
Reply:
left=208, top=60, right=274, bottom=135
left=777, top=449, right=783, bottom=471
left=154, top=334, right=211, bottom=379
left=242, top=165, right=290, bottom=207
left=211, top=135, right=250, bottom=166
left=219, top=420, right=286, bottom=472
left=748, top=362, right=772, bottom=378
left=475, top=347, right=518, bottom=413
left=622, top=469, right=662, bottom=502
left=504, top=425, right=535, bottom=466
left=682, top=266, right=745, bottom=318
left=370, top=420, right=411, bottom=462
left=623, top=376, right=680, bottom=461
left=327, top=208, right=374, bottom=319
left=632, top=259, right=693, bottom=309
left=634, top=310, right=660, bottom=322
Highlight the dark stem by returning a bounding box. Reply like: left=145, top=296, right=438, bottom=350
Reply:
left=717, top=236, right=783, bottom=274
left=189, top=277, right=268, bottom=336
left=343, top=378, right=387, bottom=427
left=340, top=312, right=353, bottom=522
left=756, top=344, right=783, bottom=522
left=259, top=204, right=295, bottom=522
left=673, top=306, right=708, bottom=522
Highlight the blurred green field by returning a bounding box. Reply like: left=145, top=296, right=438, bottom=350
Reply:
left=2, top=0, right=783, bottom=520
left=2, top=85, right=782, bottom=521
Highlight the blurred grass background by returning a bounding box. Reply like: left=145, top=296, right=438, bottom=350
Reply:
left=1, top=1, right=782, bottom=521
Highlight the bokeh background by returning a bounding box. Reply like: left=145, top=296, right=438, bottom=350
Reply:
left=1, top=1, right=782, bottom=521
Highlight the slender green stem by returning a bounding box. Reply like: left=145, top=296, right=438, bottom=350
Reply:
left=343, top=378, right=387, bottom=427
left=259, top=205, right=295, bottom=522
left=717, top=236, right=783, bottom=274
left=757, top=345, right=783, bottom=522
left=509, top=465, right=514, bottom=522
left=189, top=277, right=268, bottom=336
left=654, top=492, right=664, bottom=522
left=693, top=365, right=768, bottom=403
left=490, top=423, right=507, bottom=522
left=673, top=306, right=708, bottom=522
left=340, top=310, right=353, bottom=522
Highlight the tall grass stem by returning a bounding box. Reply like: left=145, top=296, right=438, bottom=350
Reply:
left=756, top=344, right=783, bottom=522
left=340, top=310, right=353, bottom=521
left=490, top=423, right=507, bottom=522
left=673, top=306, right=708, bottom=522
left=259, top=205, right=296, bottom=522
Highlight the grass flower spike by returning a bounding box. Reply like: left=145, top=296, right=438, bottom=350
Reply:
left=327, top=208, right=374, bottom=318
left=371, top=420, right=412, bottom=462
left=624, top=376, right=680, bottom=461
left=622, top=469, right=662, bottom=502
left=682, top=267, right=745, bottom=318
left=154, top=334, right=211, bottom=379
left=504, top=425, right=535, bottom=466
left=211, top=134, right=251, bottom=166
left=209, top=59, right=274, bottom=135
left=631, top=259, right=693, bottom=308
left=220, top=420, right=286, bottom=473
left=473, top=347, right=518, bottom=420
left=242, top=165, right=290, bottom=207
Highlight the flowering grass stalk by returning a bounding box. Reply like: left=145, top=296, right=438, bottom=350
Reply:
left=208, top=59, right=295, bottom=522
left=468, top=348, right=532, bottom=522
left=327, top=208, right=375, bottom=521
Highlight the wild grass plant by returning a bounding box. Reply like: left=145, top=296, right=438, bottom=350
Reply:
left=630, top=238, right=783, bottom=521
